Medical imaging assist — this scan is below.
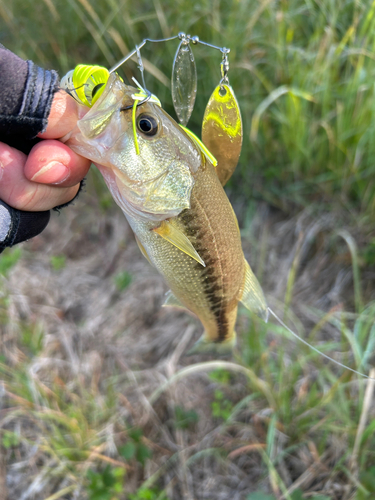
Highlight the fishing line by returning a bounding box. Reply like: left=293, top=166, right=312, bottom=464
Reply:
left=267, top=307, right=375, bottom=381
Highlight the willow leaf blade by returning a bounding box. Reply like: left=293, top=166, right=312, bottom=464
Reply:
left=171, top=41, right=197, bottom=126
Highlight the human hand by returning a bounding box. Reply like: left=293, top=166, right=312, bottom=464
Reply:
left=0, top=90, right=90, bottom=211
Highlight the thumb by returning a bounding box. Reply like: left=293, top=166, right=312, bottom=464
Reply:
left=38, top=90, right=82, bottom=139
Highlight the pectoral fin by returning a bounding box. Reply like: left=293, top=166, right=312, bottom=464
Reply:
left=240, top=260, right=269, bottom=322
left=135, top=235, right=153, bottom=265
left=187, top=333, right=236, bottom=356
left=162, top=290, right=188, bottom=310
left=153, top=220, right=205, bottom=267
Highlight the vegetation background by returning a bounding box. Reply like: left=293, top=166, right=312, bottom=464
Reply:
left=1, top=0, right=375, bottom=498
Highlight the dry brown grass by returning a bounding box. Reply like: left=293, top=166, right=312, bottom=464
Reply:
left=1, top=173, right=374, bottom=499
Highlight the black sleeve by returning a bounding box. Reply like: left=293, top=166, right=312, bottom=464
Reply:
left=0, top=201, right=50, bottom=253
left=0, top=46, right=59, bottom=154
left=0, top=47, right=77, bottom=254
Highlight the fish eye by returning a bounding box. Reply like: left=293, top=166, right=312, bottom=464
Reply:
left=137, top=114, right=158, bottom=136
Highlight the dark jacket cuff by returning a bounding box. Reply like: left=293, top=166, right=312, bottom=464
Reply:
left=0, top=201, right=50, bottom=253
left=0, top=48, right=59, bottom=153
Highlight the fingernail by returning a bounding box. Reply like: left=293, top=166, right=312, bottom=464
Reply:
left=30, top=161, right=69, bottom=184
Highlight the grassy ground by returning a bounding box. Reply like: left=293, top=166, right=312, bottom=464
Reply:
left=1, top=194, right=375, bottom=500
left=3, top=0, right=375, bottom=218
left=1, top=0, right=375, bottom=499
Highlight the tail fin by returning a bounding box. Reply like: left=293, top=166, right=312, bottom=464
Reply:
left=186, top=332, right=236, bottom=356
left=240, top=259, right=269, bottom=322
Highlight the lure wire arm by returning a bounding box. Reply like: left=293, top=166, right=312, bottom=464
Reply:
left=109, top=35, right=181, bottom=74
left=109, top=40, right=147, bottom=74
left=109, top=33, right=230, bottom=75
left=109, top=33, right=231, bottom=110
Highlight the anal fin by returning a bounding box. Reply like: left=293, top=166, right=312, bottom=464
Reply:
left=162, top=290, right=189, bottom=311
left=153, top=220, right=205, bottom=267
left=240, top=259, right=269, bottom=322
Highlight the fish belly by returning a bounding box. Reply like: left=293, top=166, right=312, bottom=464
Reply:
left=127, top=160, right=245, bottom=344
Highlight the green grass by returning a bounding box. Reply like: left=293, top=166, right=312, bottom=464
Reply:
left=2, top=302, right=375, bottom=498
left=3, top=0, right=375, bottom=221
left=2, top=0, right=375, bottom=498
left=1, top=230, right=375, bottom=497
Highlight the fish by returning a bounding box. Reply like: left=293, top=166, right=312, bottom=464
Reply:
left=65, top=73, right=268, bottom=354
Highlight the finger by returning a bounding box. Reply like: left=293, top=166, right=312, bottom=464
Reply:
left=38, top=90, right=81, bottom=139
left=24, top=140, right=91, bottom=187
left=0, top=142, right=80, bottom=211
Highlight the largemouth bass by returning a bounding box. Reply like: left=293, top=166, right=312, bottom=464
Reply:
left=65, top=73, right=268, bottom=354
